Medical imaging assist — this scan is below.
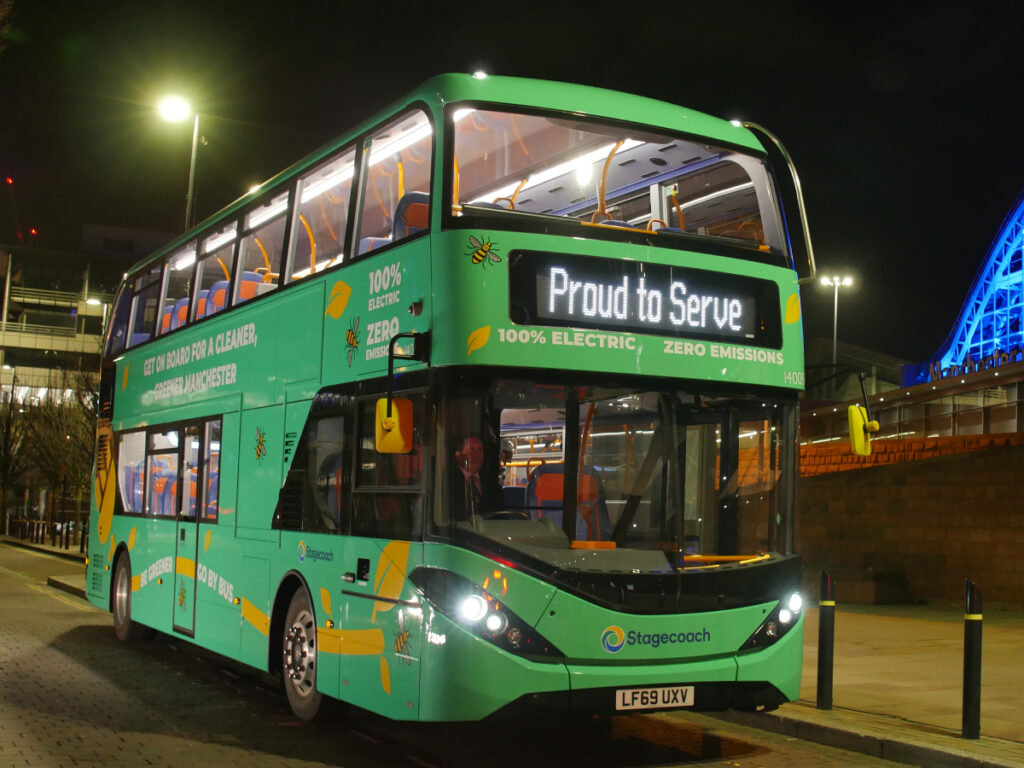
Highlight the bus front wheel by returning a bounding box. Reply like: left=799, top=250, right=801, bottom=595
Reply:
left=282, top=589, right=322, bottom=720
left=112, top=554, right=151, bottom=642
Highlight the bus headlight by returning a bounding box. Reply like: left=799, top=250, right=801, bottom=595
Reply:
left=410, top=567, right=563, bottom=660
left=484, top=611, right=508, bottom=634
left=460, top=594, right=488, bottom=622
left=740, top=591, right=802, bottom=651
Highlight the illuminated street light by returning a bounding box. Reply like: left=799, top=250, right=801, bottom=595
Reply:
left=158, top=95, right=201, bottom=231
left=820, top=275, right=853, bottom=365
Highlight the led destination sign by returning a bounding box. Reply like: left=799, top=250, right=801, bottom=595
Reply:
left=508, top=251, right=781, bottom=347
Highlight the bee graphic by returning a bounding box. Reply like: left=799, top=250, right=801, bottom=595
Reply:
left=177, top=579, right=187, bottom=609
left=393, top=611, right=412, bottom=664
left=468, top=235, right=501, bottom=268
left=255, top=427, right=267, bottom=461
left=345, top=316, right=361, bottom=366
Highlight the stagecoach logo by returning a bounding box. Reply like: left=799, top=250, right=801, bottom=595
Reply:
left=601, top=625, right=626, bottom=653
left=297, top=540, right=335, bottom=563
left=602, top=624, right=711, bottom=653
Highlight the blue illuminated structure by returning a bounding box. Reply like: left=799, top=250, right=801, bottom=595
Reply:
left=934, top=191, right=1024, bottom=373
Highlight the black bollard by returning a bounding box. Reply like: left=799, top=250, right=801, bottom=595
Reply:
left=816, top=570, right=836, bottom=710
left=962, top=579, right=983, bottom=739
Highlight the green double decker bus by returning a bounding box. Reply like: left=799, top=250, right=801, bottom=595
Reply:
left=87, top=73, right=815, bottom=721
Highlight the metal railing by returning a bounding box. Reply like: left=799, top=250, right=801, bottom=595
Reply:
left=0, top=321, right=79, bottom=338
left=8, top=286, right=114, bottom=307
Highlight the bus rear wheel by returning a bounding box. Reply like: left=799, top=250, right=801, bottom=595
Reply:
left=282, top=589, right=322, bottom=720
left=112, top=554, right=151, bottom=642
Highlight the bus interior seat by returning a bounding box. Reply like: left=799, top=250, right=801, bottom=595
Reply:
left=194, top=289, right=209, bottom=319
left=526, top=464, right=564, bottom=519
left=526, top=464, right=611, bottom=540
left=205, top=281, right=229, bottom=317
left=597, top=220, right=632, bottom=228
left=237, top=271, right=261, bottom=303
left=150, top=468, right=176, bottom=516
left=129, top=332, right=151, bottom=347
left=322, top=453, right=345, bottom=528
left=205, top=463, right=219, bottom=518
left=187, top=467, right=197, bottom=516
left=393, top=191, right=429, bottom=239
left=158, top=305, right=174, bottom=335
left=358, top=236, right=392, bottom=255
left=123, top=462, right=144, bottom=513
left=169, top=298, right=190, bottom=330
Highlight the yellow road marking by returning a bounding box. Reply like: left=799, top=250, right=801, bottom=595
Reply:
left=27, top=582, right=93, bottom=612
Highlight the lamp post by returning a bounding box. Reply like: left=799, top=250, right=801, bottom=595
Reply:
left=158, top=96, right=200, bottom=231
left=820, top=275, right=853, bottom=365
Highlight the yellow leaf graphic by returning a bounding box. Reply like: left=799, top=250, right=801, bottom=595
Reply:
left=785, top=294, right=801, bottom=324
left=380, top=655, right=391, bottom=695
left=95, top=422, right=116, bottom=544
left=127, top=527, right=136, bottom=551
left=320, top=587, right=332, bottom=618
left=121, top=361, right=130, bottom=391
left=466, top=325, right=490, bottom=355
left=203, top=529, right=211, bottom=552
left=324, top=281, right=352, bottom=319
left=372, top=541, right=410, bottom=624
left=107, top=536, right=116, bottom=563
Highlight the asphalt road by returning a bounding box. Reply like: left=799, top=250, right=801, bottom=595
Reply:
left=0, top=544, right=907, bottom=768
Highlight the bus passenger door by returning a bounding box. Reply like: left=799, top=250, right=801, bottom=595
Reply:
left=337, top=395, right=427, bottom=718
left=172, top=425, right=201, bottom=636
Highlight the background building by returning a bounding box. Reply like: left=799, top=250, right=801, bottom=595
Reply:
left=799, top=189, right=1024, bottom=608
left=0, top=226, right=168, bottom=399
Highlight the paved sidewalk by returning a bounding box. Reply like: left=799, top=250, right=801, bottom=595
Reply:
left=2, top=533, right=86, bottom=563
left=7, top=535, right=1023, bottom=767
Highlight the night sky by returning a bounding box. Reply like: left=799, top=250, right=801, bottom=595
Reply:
left=2, top=1, right=1023, bottom=364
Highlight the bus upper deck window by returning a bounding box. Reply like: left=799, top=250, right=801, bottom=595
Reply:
left=239, top=191, right=289, bottom=300
left=159, top=243, right=196, bottom=335
left=450, top=107, right=783, bottom=256
left=194, top=222, right=238, bottom=320
left=356, top=110, right=432, bottom=256
left=127, top=263, right=162, bottom=348
left=104, top=286, right=133, bottom=358
left=288, top=149, right=355, bottom=283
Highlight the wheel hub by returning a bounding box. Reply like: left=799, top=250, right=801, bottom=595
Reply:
left=283, top=610, right=315, bottom=694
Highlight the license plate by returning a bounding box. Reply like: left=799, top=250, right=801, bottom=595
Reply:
left=614, top=685, right=694, bottom=711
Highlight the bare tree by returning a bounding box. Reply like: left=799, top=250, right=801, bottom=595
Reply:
left=0, top=1, right=13, bottom=56
left=0, top=387, right=31, bottom=533
left=24, top=371, right=97, bottom=540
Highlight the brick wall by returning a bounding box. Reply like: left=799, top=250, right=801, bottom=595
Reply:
left=797, top=437, right=1024, bottom=608
left=800, top=433, right=1024, bottom=476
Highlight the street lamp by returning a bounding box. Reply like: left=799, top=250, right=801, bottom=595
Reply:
left=820, top=275, right=853, bottom=365
left=158, top=95, right=200, bottom=231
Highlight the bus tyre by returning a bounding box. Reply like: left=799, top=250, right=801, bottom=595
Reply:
left=112, top=555, right=151, bottom=642
left=282, top=589, right=322, bottom=720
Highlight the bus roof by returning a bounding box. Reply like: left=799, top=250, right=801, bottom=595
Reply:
left=131, top=73, right=765, bottom=275
left=421, top=73, right=762, bottom=150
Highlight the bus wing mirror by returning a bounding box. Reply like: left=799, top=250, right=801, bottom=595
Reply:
left=377, top=331, right=429, bottom=453
left=848, top=404, right=879, bottom=456
left=375, top=397, right=414, bottom=453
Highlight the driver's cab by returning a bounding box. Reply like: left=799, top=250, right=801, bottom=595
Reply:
left=427, top=373, right=797, bottom=581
